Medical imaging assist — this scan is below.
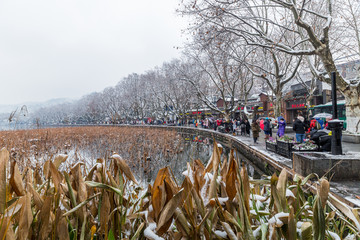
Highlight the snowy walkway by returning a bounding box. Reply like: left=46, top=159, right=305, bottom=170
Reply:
left=223, top=128, right=360, bottom=207
left=231, top=131, right=293, bottom=168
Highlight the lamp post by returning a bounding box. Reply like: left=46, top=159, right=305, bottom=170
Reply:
left=328, top=72, right=343, bottom=155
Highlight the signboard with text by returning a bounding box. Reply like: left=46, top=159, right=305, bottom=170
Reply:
left=291, top=103, right=305, bottom=109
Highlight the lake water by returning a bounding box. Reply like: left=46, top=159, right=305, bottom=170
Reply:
left=0, top=126, right=262, bottom=185
left=0, top=123, right=34, bottom=131
left=138, top=135, right=263, bottom=184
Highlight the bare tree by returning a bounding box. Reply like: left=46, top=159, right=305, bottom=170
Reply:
left=238, top=66, right=254, bottom=109
left=180, top=39, right=243, bottom=120
left=180, top=0, right=360, bottom=132
left=100, top=86, right=123, bottom=123
left=148, top=61, right=196, bottom=122
left=224, top=41, right=255, bottom=114
left=78, top=93, right=104, bottom=124
left=118, top=73, right=148, bottom=121
left=334, top=0, right=360, bottom=58
left=294, top=55, right=325, bottom=118
left=246, top=48, right=302, bottom=117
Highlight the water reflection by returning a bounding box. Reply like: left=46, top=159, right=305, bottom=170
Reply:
left=0, top=123, right=34, bottom=131
left=139, top=134, right=263, bottom=185
left=1, top=127, right=263, bottom=186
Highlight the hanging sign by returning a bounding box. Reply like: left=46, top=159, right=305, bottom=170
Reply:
left=291, top=103, right=305, bottom=108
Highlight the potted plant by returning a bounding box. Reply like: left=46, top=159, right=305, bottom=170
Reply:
left=277, top=135, right=295, bottom=158
left=292, top=139, right=318, bottom=151
left=266, top=137, right=277, bottom=153
left=265, top=137, right=277, bottom=153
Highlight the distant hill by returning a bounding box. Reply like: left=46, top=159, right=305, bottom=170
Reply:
left=0, top=98, right=74, bottom=114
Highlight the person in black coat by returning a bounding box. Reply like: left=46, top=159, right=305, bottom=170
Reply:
left=309, top=129, right=328, bottom=149
left=245, top=119, right=251, bottom=137
left=239, top=119, right=246, bottom=135
left=293, top=115, right=306, bottom=143
left=319, top=135, right=331, bottom=151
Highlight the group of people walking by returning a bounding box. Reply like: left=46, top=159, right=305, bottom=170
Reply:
left=189, top=112, right=333, bottom=150
left=250, top=114, right=287, bottom=144
left=191, top=117, right=253, bottom=136
left=233, top=119, right=251, bottom=136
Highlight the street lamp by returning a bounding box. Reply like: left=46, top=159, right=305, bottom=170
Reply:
left=328, top=72, right=343, bottom=155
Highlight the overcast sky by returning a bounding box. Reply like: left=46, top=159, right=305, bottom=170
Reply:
left=0, top=0, right=187, bottom=105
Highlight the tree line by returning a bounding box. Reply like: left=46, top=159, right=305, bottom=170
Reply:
left=33, top=0, right=360, bottom=133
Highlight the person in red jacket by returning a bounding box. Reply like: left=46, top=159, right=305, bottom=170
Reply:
left=324, top=117, right=332, bottom=129
left=308, top=118, right=317, bottom=133
left=259, top=118, right=264, bottom=130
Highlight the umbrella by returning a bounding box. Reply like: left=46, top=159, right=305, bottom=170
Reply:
left=313, top=113, right=332, bottom=119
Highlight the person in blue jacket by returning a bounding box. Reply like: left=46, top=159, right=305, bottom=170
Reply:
left=263, top=117, right=271, bottom=140
left=315, top=117, right=324, bottom=129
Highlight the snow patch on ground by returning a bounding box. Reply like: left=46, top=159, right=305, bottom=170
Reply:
left=144, top=223, right=164, bottom=240
left=286, top=189, right=295, bottom=198
left=328, top=231, right=341, bottom=240
left=214, top=230, right=227, bottom=238
left=217, top=197, right=229, bottom=205
left=268, top=212, right=289, bottom=227
left=251, top=194, right=267, bottom=201
left=344, top=196, right=360, bottom=207
left=253, top=226, right=261, bottom=238
left=200, top=172, right=213, bottom=206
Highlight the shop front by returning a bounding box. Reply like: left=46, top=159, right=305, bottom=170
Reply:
left=286, top=98, right=307, bottom=123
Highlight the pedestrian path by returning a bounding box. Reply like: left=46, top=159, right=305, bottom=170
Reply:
left=233, top=131, right=293, bottom=168
left=238, top=129, right=360, bottom=153
left=230, top=129, right=360, bottom=207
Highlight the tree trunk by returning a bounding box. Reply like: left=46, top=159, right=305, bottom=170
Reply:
left=223, top=111, right=231, bottom=122
left=251, top=106, right=259, bottom=121
left=305, top=95, right=314, bottom=119
left=274, top=94, right=282, bottom=118
left=345, top=95, right=360, bottom=132
left=318, top=46, right=360, bottom=133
